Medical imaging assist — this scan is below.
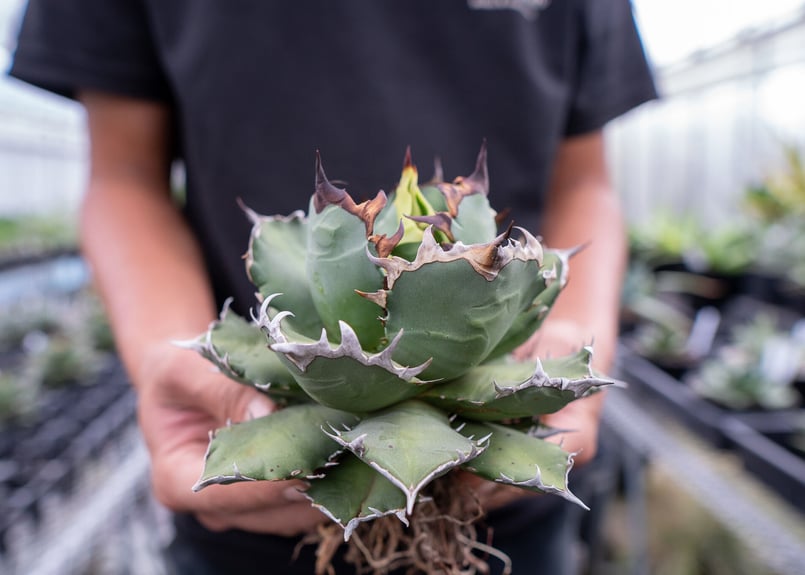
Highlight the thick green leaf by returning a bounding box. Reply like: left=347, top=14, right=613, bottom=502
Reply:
left=194, top=404, right=358, bottom=490
left=450, top=193, right=497, bottom=245
left=420, top=348, right=613, bottom=421
left=486, top=249, right=571, bottom=359
left=245, top=210, right=323, bottom=339
left=419, top=185, right=449, bottom=212
left=383, top=256, right=542, bottom=380
left=279, top=354, right=427, bottom=412
left=529, top=249, right=572, bottom=326
left=180, top=302, right=306, bottom=401
left=262, top=304, right=430, bottom=412
left=306, top=200, right=386, bottom=350
left=457, top=421, right=585, bottom=508
left=326, top=400, right=486, bottom=513
left=305, top=453, right=407, bottom=540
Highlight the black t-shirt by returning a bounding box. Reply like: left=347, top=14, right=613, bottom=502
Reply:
left=11, top=0, right=657, bottom=315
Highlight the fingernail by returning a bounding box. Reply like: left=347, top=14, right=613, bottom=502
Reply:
left=246, top=397, right=273, bottom=420
left=283, top=486, right=306, bottom=501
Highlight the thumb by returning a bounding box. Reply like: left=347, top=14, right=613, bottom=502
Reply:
left=228, top=384, right=277, bottom=423
left=174, top=349, right=279, bottom=424
left=242, top=389, right=276, bottom=421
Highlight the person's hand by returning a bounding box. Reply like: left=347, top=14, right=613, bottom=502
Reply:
left=513, top=317, right=611, bottom=466
left=458, top=318, right=612, bottom=511
left=135, top=340, right=326, bottom=536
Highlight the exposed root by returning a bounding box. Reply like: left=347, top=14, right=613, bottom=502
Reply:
left=304, top=473, right=512, bottom=575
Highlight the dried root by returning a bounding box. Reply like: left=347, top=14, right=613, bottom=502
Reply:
left=302, top=473, right=512, bottom=575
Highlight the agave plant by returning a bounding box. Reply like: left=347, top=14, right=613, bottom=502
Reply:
left=182, top=145, right=613, bottom=554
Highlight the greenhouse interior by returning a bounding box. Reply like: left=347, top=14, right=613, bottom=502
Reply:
left=1, top=1, right=804, bottom=574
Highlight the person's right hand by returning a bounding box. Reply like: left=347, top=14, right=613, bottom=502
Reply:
left=135, top=340, right=327, bottom=536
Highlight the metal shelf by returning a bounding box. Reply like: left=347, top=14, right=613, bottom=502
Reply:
left=602, top=359, right=805, bottom=575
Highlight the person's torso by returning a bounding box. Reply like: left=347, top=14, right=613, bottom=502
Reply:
left=142, top=0, right=582, bottom=309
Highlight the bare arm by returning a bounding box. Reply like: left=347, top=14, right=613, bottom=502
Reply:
left=79, top=92, right=213, bottom=378
left=519, top=129, right=625, bottom=463
left=79, top=91, right=324, bottom=534
left=539, top=130, right=625, bottom=367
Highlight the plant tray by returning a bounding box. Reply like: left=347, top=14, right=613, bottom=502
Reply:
left=616, top=345, right=731, bottom=448
left=721, top=415, right=805, bottom=515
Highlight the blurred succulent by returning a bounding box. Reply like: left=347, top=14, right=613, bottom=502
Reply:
left=626, top=296, right=694, bottom=359
left=0, top=371, right=38, bottom=423
left=744, top=144, right=805, bottom=223
left=684, top=223, right=758, bottom=276
left=0, top=214, right=78, bottom=260
left=0, top=290, right=115, bottom=423
left=688, top=314, right=802, bottom=410
left=27, top=334, right=99, bottom=389
left=181, top=146, right=613, bottom=556
left=742, top=145, right=805, bottom=287
left=0, top=302, right=62, bottom=353
left=754, top=214, right=805, bottom=288
left=628, top=211, right=700, bottom=268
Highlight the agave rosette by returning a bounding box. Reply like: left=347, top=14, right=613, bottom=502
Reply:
left=182, top=145, right=614, bottom=539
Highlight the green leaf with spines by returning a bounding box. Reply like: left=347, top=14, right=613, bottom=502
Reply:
left=383, top=256, right=542, bottom=380
left=486, top=249, right=572, bottom=360
left=194, top=404, right=359, bottom=490
left=306, top=198, right=386, bottom=350
left=457, top=420, right=585, bottom=508
left=326, top=400, right=487, bottom=514
left=273, top=352, right=428, bottom=412
left=245, top=210, right=324, bottom=339
left=261, top=301, right=431, bottom=412
left=305, top=453, right=408, bottom=540
left=176, top=302, right=306, bottom=401
left=421, top=348, right=613, bottom=421
left=450, top=192, right=497, bottom=245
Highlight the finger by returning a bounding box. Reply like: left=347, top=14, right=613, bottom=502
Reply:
left=454, top=470, right=536, bottom=511
left=178, top=356, right=278, bottom=425
left=541, top=397, right=604, bottom=465
left=140, top=383, right=300, bottom=515
left=145, top=343, right=277, bottom=425
left=196, top=500, right=326, bottom=536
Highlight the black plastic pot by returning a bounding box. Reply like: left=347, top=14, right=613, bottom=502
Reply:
left=738, top=271, right=805, bottom=312
left=617, top=346, right=731, bottom=448
left=651, top=262, right=743, bottom=311
left=619, top=345, right=805, bottom=513
left=721, top=415, right=805, bottom=515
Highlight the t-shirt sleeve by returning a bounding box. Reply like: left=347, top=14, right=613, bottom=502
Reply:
left=564, top=0, right=658, bottom=136
left=8, top=0, right=170, bottom=102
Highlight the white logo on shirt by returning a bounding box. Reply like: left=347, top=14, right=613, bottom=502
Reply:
left=467, top=0, right=552, bottom=20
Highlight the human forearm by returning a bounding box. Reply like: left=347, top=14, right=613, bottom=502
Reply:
left=536, top=131, right=626, bottom=372
left=511, top=131, right=625, bottom=464
left=76, top=91, right=325, bottom=536
left=540, top=182, right=626, bottom=371
left=78, top=91, right=217, bottom=387
left=80, top=178, right=217, bottom=387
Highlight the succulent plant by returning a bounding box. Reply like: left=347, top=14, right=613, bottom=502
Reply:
left=181, top=146, right=613, bottom=566
left=688, top=314, right=803, bottom=411
left=744, top=144, right=805, bottom=224
left=0, top=370, right=39, bottom=423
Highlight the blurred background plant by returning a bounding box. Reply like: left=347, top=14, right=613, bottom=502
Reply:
left=0, top=289, right=115, bottom=424
left=626, top=144, right=805, bottom=292
left=0, top=214, right=77, bottom=266
left=744, top=144, right=805, bottom=222
left=687, top=315, right=804, bottom=410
